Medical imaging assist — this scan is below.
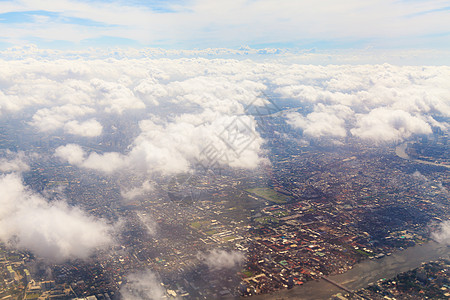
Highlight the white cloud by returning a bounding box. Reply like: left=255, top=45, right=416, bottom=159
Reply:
left=120, top=270, right=166, bottom=300
left=351, top=108, right=432, bottom=143
left=54, top=144, right=86, bottom=165
left=55, top=144, right=127, bottom=174
left=413, top=170, right=429, bottom=182
left=121, top=180, right=154, bottom=200
left=0, top=151, right=30, bottom=173
left=55, top=111, right=265, bottom=175
left=30, top=105, right=95, bottom=132
left=286, top=104, right=353, bottom=139
left=90, top=78, right=146, bottom=114
left=413, top=171, right=449, bottom=196
left=0, top=59, right=150, bottom=119
left=129, top=112, right=265, bottom=173
left=1, top=56, right=448, bottom=170
left=275, top=64, right=448, bottom=143
left=82, top=151, right=128, bottom=173
left=432, top=220, right=450, bottom=245
left=64, top=119, right=103, bottom=137
left=136, top=212, right=157, bottom=236
left=0, top=173, right=114, bottom=261
left=198, top=249, right=245, bottom=271
left=0, top=0, right=450, bottom=50
left=163, top=75, right=265, bottom=115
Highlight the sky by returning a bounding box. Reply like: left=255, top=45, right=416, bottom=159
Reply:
left=0, top=0, right=450, bottom=56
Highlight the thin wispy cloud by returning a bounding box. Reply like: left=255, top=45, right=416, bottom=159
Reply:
left=0, top=0, right=449, bottom=50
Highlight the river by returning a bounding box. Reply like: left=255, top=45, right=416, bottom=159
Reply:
left=395, top=142, right=410, bottom=159
left=251, top=143, right=449, bottom=299
left=395, top=142, right=450, bottom=169
left=253, top=241, right=449, bottom=299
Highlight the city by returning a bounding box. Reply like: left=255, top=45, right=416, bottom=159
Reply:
left=1, top=109, right=448, bottom=299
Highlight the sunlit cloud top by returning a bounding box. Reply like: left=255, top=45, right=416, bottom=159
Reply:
left=0, top=0, right=450, bottom=50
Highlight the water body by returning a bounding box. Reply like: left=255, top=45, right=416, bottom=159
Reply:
left=395, top=142, right=450, bottom=169
left=253, top=241, right=449, bottom=299
left=252, top=143, right=449, bottom=299
left=395, top=142, right=410, bottom=159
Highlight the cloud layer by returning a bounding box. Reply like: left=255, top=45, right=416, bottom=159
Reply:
left=432, top=221, right=450, bottom=245
left=0, top=151, right=30, bottom=173
left=278, top=64, right=449, bottom=143
left=64, top=118, right=103, bottom=137
left=0, top=0, right=449, bottom=50
left=120, top=270, right=166, bottom=300
left=198, top=249, right=245, bottom=271
left=0, top=56, right=448, bottom=183
left=0, top=173, right=114, bottom=261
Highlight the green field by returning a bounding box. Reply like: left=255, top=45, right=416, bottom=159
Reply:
left=190, top=221, right=202, bottom=229
left=355, top=249, right=372, bottom=257
left=223, top=235, right=238, bottom=241
left=242, top=270, right=255, bottom=278
left=246, top=187, right=290, bottom=204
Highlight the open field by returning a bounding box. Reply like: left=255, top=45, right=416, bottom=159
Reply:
left=245, top=187, right=290, bottom=204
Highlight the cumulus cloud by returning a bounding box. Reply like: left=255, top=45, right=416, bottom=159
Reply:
left=30, top=105, right=95, bottom=132
left=1, top=56, right=449, bottom=170
left=276, top=64, right=448, bottom=143
left=129, top=113, right=265, bottom=172
left=120, top=270, right=166, bottom=300
left=0, top=151, right=30, bottom=173
left=286, top=104, right=352, bottom=139
left=432, top=221, right=450, bottom=245
left=0, top=59, right=150, bottom=119
left=81, top=151, right=128, bottom=173
left=351, top=108, right=432, bottom=143
left=121, top=181, right=154, bottom=200
left=55, top=144, right=127, bottom=174
left=55, top=111, right=265, bottom=175
left=54, top=144, right=86, bottom=165
left=0, top=173, right=114, bottom=261
left=90, top=78, right=146, bottom=114
left=64, top=119, right=103, bottom=137
left=1, top=57, right=269, bottom=176
left=198, top=249, right=245, bottom=271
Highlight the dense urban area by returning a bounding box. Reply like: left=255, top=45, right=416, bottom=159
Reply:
left=336, top=259, right=450, bottom=299
left=1, top=110, right=449, bottom=300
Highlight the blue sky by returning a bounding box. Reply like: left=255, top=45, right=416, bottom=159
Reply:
left=0, top=0, right=449, bottom=51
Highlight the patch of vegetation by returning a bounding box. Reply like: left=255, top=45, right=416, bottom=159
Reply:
left=242, top=270, right=254, bottom=278
left=355, top=249, right=372, bottom=257
left=274, top=211, right=289, bottom=217
left=205, top=230, right=217, bottom=236
left=246, top=188, right=290, bottom=204
left=26, top=293, right=41, bottom=299
left=190, top=221, right=202, bottom=229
